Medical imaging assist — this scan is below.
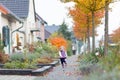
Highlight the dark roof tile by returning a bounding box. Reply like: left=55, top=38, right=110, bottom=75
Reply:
left=0, top=0, right=29, bottom=18
left=45, top=25, right=60, bottom=34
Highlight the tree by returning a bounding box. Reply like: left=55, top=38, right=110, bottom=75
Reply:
left=58, top=21, right=71, bottom=40
left=104, top=0, right=112, bottom=55
left=77, top=0, right=106, bottom=53
left=69, top=3, right=104, bottom=53
left=61, top=0, right=113, bottom=54
left=61, top=0, right=105, bottom=53
left=110, top=27, right=120, bottom=43
left=48, top=33, right=68, bottom=49
left=110, top=27, right=120, bottom=53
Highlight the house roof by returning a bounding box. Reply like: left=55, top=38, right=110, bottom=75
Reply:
left=44, top=25, right=60, bottom=39
left=0, top=0, right=29, bottom=18
left=35, top=13, right=47, bottom=24
left=0, top=3, right=21, bottom=22
left=0, top=3, right=9, bottom=14
left=45, top=25, right=60, bottom=34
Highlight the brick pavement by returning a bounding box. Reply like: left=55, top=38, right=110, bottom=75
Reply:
left=0, top=55, right=82, bottom=80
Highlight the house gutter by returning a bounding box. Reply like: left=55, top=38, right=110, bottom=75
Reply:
left=33, top=0, right=36, bottom=22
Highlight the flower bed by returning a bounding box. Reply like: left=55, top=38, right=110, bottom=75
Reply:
left=0, top=42, right=60, bottom=76
left=0, top=60, right=59, bottom=76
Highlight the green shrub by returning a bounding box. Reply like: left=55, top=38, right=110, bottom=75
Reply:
left=80, top=48, right=120, bottom=79
left=78, top=53, right=99, bottom=75
left=4, top=61, right=37, bottom=69
left=82, top=68, right=120, bottom=80
left=39, top=43, right=58, bottom=58
left=98, top=46, right=104, bottom=56
left=42, top=43, right=50, bottom=51
left=35, top=47, right=43, bottom=53
left=79, top=53, right=98, bottom=64
left=67, top=41, right=72, bottom=56
left=10, top=53, right=24, bottom=61
left=26, top=53, right=40, bottom=62
left=67, top=47, right=72, bottom=56
left=99, top=52, right=120, bottom=71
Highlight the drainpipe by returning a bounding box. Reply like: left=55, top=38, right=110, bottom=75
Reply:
left=11, top=22, right=24, bottom=54
left=12, top=22, right=24, bottom=33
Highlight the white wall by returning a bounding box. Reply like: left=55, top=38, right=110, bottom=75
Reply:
left=0, top=13, right=21, bottom=54
left=26, top=0, right=36, bottom=44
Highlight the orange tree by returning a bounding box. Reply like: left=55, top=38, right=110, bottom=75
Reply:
left=61, top=0, right=113, bottom=54
left=48, top=32, right=68, bottom=50
left=110, top=27, right=120, bottom=44
left=110, top=27, right=120, bottom=52
left=69, top=3, right=104, bottom=53
left=49, top=37, right=67, bottom=49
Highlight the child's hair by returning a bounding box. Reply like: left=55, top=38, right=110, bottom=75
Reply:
left=60, top=46, right=64, bottom=50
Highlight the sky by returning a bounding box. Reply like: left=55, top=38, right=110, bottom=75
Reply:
left=35, top=0, right=120, bottom=39
left=35, top=0, right=74, bottom=26
left=97, top=1, right=120, bottom=37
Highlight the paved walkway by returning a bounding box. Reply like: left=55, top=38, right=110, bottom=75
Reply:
left=0, top=55, right=82, bottom=80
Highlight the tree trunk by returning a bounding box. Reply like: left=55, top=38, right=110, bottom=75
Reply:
left=84, top=33, right=87, bottom=53
left=92, top=11, right=95, bottom=53
left=104, top=1, right=109, bottom=55
left=87, top=15, right=90, bottom=53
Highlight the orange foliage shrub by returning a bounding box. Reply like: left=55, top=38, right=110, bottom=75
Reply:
left=49, top=37, right=68, bottom=49
left=110, top=27, right=120, bottom=43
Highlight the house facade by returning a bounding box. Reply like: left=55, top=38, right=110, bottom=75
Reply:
left=0, top=4, right=22, bottom=54
left=35, top=13, right=47, bottom=42
left=0, top=0, right=46, bottom=54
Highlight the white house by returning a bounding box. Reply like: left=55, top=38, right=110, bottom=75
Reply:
left=0, top=4, right=22, bottom=54
left=0, top=0, right=47, bottom=54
